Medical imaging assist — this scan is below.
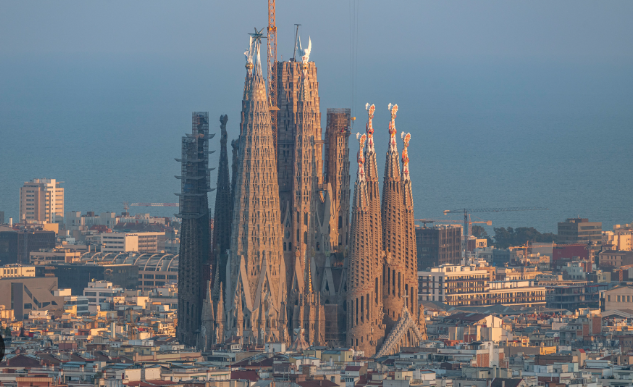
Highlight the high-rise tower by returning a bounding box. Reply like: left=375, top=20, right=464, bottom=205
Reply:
left=225, top=33, right=287, bottom=344
left=176, top=112, right=213, bottom=347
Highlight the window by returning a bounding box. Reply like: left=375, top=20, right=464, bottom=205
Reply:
left=85, top=292, right=96, bottom=296
left=144, top=274, right=154, bottom=279
left=24, top=303, right=32, bottom=309
left=608, top=295, right=611, bottom=302
left=145, top=281, right=154, bottom=286
left=155, top=275, right=165, bottom=279
left=618, top=295, right=621, bottom=302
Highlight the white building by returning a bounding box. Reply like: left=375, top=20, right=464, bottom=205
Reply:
left=419, top=264, right=546, bottom=307
left=66, top=211, right=118, bottom=231
left=19, top=178, right=64, bottom=224
left=54, top=289, right=90, bottom=315
left=101, top=232, right=163, bottom=253
left=83, top=280, right=123, bottom=313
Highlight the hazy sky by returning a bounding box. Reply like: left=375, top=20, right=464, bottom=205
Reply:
left=2, top=1, right=632, bottom=61
left=1, top=1, right=632, bottom=231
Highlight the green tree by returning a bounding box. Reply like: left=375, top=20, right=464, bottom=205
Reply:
left=472, top=225, right=494, bottom=247
left=493, top=227, right=561, bottom=249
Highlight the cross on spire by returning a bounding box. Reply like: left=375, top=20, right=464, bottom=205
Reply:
left=249, top=27, right=266, bottom=45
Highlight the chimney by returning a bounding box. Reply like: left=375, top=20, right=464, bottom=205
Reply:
left=502, top=382, right=505, bottom=387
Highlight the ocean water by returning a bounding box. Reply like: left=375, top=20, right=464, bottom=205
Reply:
left=0, top=55, right=632, bottom=235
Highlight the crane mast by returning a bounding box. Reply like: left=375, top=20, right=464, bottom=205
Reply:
left=267, top=0, right=278, bottom=156
left=443, top=207, right=547, bottom=238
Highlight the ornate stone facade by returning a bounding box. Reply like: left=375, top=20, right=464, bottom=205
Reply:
left=195, top=35, right=424, bottom=356
left=223, top=36, right=287, bottom=345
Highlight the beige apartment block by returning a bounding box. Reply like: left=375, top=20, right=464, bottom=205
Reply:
left=603, top=224, right=633, bottom=251
left=30, top=248, right=82, bottom=264
left=19, top=178, right=64, bottom=223
left=602, top=285, right=633, bottom=311
left=0, top=264, right=36, bottom=278
left=101, top=232, right=164, bottom=253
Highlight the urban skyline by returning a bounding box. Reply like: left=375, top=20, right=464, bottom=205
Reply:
left=2, top=4, right=633, bottom=387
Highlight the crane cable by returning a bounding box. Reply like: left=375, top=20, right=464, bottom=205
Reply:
left=349, top=0, right=359, bottom=127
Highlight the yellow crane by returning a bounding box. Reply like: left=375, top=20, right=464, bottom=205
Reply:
left=444, top=207, right=547, bottom=238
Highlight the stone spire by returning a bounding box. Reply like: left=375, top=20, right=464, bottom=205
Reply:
left=200, top=281, right=215, bottom=350
left=381, top=103, right=406, bottom=333
left=401, top=132, right=419, bottom=324
left=289, top=57, right=318, bottom=297
left=213, top=115, right=232, bottom=291
left=216, top=282, right=225, bottom=343
left=346, top=132, right=384, bottom=357
left=225, top=32, right=285, bottom=342
left=364, top=104, right=383, bottom=276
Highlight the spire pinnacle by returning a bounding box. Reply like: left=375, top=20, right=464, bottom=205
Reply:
left=388, top=103, right=399, bottom=151
left=365, top=104, right=376, bottom=151
left=401, top=132, right=411, bottom=181
left=356, top=133, right=366, bottom=183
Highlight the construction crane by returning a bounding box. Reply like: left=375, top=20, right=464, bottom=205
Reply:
left=416, top=218, right=491, bottom=236
left=267, top=0, right=279, bottom=156
left=443, top=207, right=547, bottom=239
left=130, top=203, right=179, bottom=207
left=415, top=219, right=460, bottom=228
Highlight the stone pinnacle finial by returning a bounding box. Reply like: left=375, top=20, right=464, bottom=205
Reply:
left=365, top=104, right=376, bottom=150
left=388, top=103, right=399, bottom=151
left=401, top=132, right=411, bottom=181
left=356, top=133, right=366, bottom=183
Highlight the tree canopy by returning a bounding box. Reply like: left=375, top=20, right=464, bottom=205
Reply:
left=492, top=226, right=560, bottom=249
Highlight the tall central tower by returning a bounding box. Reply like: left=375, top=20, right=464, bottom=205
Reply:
left=225, top=34, right=287, bottom=344
left=276, top=38, right=323, bottom=300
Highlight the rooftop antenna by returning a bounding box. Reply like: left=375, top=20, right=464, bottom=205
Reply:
left=292, top=24, right=301, bottom=61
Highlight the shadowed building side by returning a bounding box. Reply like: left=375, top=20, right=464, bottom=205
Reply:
left=212, top=115, right=232, bottom=293
left=176, top=112, right=214, bottom=347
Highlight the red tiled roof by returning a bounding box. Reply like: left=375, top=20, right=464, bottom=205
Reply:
left=297, top=380, right=338, bottom=387
left=231, top=370, right=259, bottom=382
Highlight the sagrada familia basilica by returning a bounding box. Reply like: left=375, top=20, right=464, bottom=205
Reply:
left=177, top=33, right=426, bottom=357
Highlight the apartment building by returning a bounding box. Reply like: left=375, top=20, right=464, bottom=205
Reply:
left=558, top=218, right=602, bottom=245
left=83, top=280, right=123, bottom=313
left=101, top=232, right=163, bottom=253
left=418, top=264, right=546, bottom=307
left=30, top=248, right=82, bottom=264
left=0, top=264, right=36, bottom=278
left=19, top=178, right=64, bottom=223
left=416, top=224, right=463, bottom=269
left=603, top=224, right=633, bottom=251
